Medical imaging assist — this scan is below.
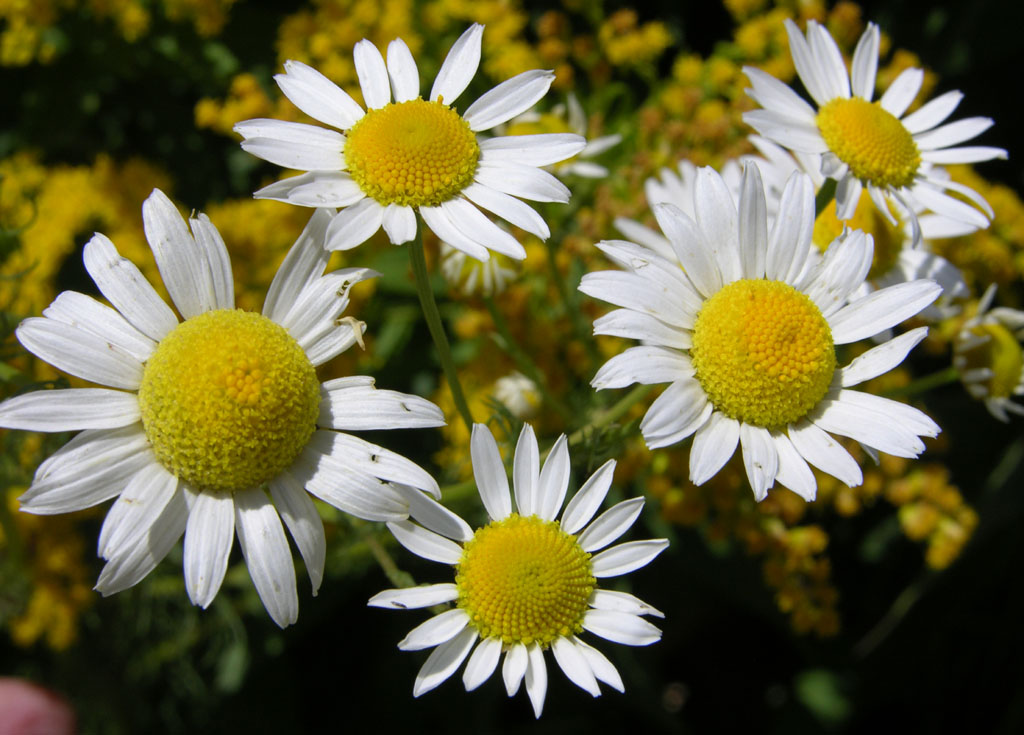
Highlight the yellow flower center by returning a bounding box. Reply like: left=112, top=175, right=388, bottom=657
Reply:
left=456, top=514, right=595, bottom=647
left=959, top=322, right=1024, bottom=399
left=138, top=309, right=320, bottom=493
left=344, top=98, right=480, bottom=208
left=813, top=191, right=903, bottom=279
left=690, top=279, right=836, bottom=429
left=816, top=97, right=921, bottom=189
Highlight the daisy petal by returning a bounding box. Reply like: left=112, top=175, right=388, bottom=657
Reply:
left=183, top=490, right=235, bottom=609
left=464, top=69, right=555, bottom=132
left=583, top=609, right=662, bottom=646
left=276, top=60, right=366, bottom=130
left=462, top=182, right=550, bottom=240
left=462, top=636, right=503, bottom=691
left=833, top=389, right=939, bottom=437
left=766, top=172, right=815, bottom=285
left=44, top=290, right=156, bottom=362
left=524, top=643, right=548, bottom=718
left=438, top=198, right=526, bottom=259
left=593, top=309, right=691, bottom=350
left=269, top=472, right=326, bottom=595
left=560, top=459, right=616, bottom=535
left=829, top=280, right=941, bottom=343
left=0, top=388, right=139, bottom=432
left=513, top=423, right=541, bottom=516
left=785, top=20, right=831, bottom=107
left=572, top=637, right=624, bottom=692
left=189, top=214, right=235, bottom=310
left=772, top=431, right=817, bottom=501
left=354, top=39, right=391, bottom=110
left=254, top=172, right=365, bottom=208
left=386, top=520, right=463, bottom=565
left=381, top=203, right=418, bottom=244
left=651, top=203, right=721, bottom=298
left=900, top=90, right=963, bottom=134
left=399, top=608, right=470, bottom=651
left=808, top=20, right=850, bottom=100
left=97, top=461, right=178, bottom=560
left=840, top=327, right=928, bottom=387
left=263, top=208, right=332, bottom=323
left=480, top=134, right=587, bottom=167
left=741, top=110, right=830, bottom=153
left=413, top=627, right=478, bottom=697
left=552, top=637, right=600, bottom=697
left=368, top=583, right=458, bottom=610
left=641, top=379, right=713, bottom=450
left=689, top=412, right=741, bottom=485
left=742, top=66, right=818, bottom=121
left=418, top=205, right=489, bottom=261
left=914, top=117, right=994, bottom=151
left=590, top=589, right=665, bottom=618
left=740, top=424, right=778, bottom=501
left=695, top=166, right=742, bottom=283
left=738, top=164, right=768, bottom=280
left=471, top=423, right=512, bottom=520
left=235, top=120, right=346, bottom=172
left=325, top=198, right=385, bottom=250
left=318, top=377, right=445, bottom=431
left=591, top=539, right=669, bottom=577
left=386, top=38, right=419, bottom=102
left=141, top=189, right=211, bottom=319
left=430, top=24, right=483, bottom=105
left=394, top=484, right=473, bottom=542
left=503, top=644, right=529, bottom=696
left=474, top=161, right=570, bottom=203
left=879, top=67, right=923, bottom=118
left=577, top=497, right=645, bottom=552
left=317, top=431, right=439, bottom=497
left=16, top=318, right=143, bottom=390
left=788, top=419, right=863, bottom=487
left=850, top=23, right=879, bottom=99
left=235, top=487, right=299, bottom=628
left=592, top=345, right=693, bottom=389
left=537, top=434, right=570, bottom=522
left=812, top=395, right=927, bottom=458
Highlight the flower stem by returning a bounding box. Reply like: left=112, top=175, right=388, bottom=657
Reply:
left=882, top=366, right=960, bottom=398
left=408, top=231, right=475, bottom=432
left=814, top=178, right=837, bottom=218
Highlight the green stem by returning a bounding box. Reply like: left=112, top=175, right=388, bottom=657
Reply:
left=482, top=296, right=574, bottom=423
left=364, top=533, right=415, bottom=590
left=565, top=384, right=653, bottom=450
left=814, top=178, right=837, bottom=218
left=882, top=366, right=960, bottom=398
left=408, top=231, right=474, bottom=432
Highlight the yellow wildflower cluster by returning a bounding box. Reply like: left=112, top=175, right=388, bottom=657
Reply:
left=596, top=9, right=672, bottom=71
left=195, top=73, right=287, bottom=136
left=888, top=465, right=978, bottom=570
left=2, top=487, right=93, bottom=650
left=0, top=0, right=235, bottom=66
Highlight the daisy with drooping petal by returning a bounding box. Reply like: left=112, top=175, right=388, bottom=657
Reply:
left=954, top=284, right=1024, bottom=421
left=580, top=165, right=943, bottom=501
left=234, top=24, right=586, bottom=262
left=369, top=423, right=667, bottom=718
left=742, top=19, right=1007, bottom=243
left=0, top=189, right=445, bottom=628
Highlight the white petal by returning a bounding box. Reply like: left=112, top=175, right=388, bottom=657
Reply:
left=900, top=90, right=963, bottom=134
left=803, top=229, right=873, bottom=318
left=784, top=20, right=832, bottom=106
left=577, top=497, right=644, bottom=552
left=254, top=172, right=365, bottom=207
left=560, top=459, right=616, bottom=535
left=590, top=538, right=669, bottom=577
left=325, top=198, right=385, bottom=250
left=879, top=67, right=923, bottom=118
left=471, top=423, right=512, bottom=520
left=740, top=424, right=778, bottom=501
left=141, top=189, right=211, bottom=319
left=537, top=434, right=570, bottom=522
left=294, top=444, right=409, bottom=521
left=580, top=263, right=700, bottom=329
left=399, top=608, right=470, bottom=651
left=914, top=117, right=994, bottom=151
left=651, top=204, right=720, bottom=298
left=19, top=426, right=151, bottom=514
left=850, top=24, right=879, bottom=100
left=524, top=643, right=548, bottom=718
left=743, top=66, right=818, bottom=121
left=318, top=378, right=445, bottom=430
left=832, top=389, right=939, bottom=437
left=694, top=167, right=742, bottom=283
left=808, top=20, right=850, bottom=100
left=829, top=280, right=941, bottom=344
left=737, top=164, right=768, bottom=280
left=766, top=172, right=815, bottom=284
left=613, top=217, right=675, bottom=262
left=430, top=24, right=483, bottom=105
left=183, top=490, right=235, bottom=609
left=811, top=396, right=927, bottom=459
left=82, top=233, right=178, bottom=341
left=368, top=583, right=458, bottom=610
left=512, top=423, right=540, bottom=516
left=552, top=637, right=600, bottom=697
left=462, top=182, right=550, bottom=240
left=353, top=39, right=391, bottom=110
left=263, top=208, right=332, bottom=323
left=593, top=309, right=691, bottom=350
left=386, top=38, right=419, bottom=102
left=97, top=461, right=178, bottom=560
left=689, top=412, right=740, bottom=485
left=480, top=134, right=587, bottom=167
left=43, top=290, right=156, bottom=362
left=315, top=431, right=439, bottom=497
left=439, top=198, right=526, bottom=259
left=741, top=110, right=830, bottom=153
left=772, top=431, right=817, bottom=501
left=418, top=205, right=489, bottom=261
left=590, top=589, right=665, bottom=618
left=16, top=318, right=143, bottom=390
left=413, top=627, right=478, bottom=697
left=381, top=203, right=417, bottom=244
left=462, top=636, right=503, bottom=691
left=234, top=487, right=299, bottom=628
left=921, top=146, right=1008, bottom=165
left=276, top=59, right=366, bottom=130
left=236, top=120, right=346, bottom=172
left=474, top=161, right=570, bottom=203
left=503, top=644, right=529, bottom=696
left=788, top=419, right=862, bottom=487
left=582, top=609, right=662, bottom=646
left=386, top=520, right=463, bottom=564
left=840, top=327, right=928, bottom=387
left=0, top=388, right=139, bottom=432
left=640, top=379, right=713, bottom=450
left=394, top=484, right=473, bottom=542
left=464, top=70, right=555, bottom=132
left=592, top=345, right=692, bottom=389
left=572, top=637, right=624, bottom=692
left=269, top=472, right=326, bottom=595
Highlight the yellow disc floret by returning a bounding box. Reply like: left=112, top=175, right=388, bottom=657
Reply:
left=813, top=192, right=903, bottom=279
left=958, top=323, right=1024, bottom=399
left=344, top=98, right=479, bottom=208
left=456, top=514, right=595, bottom=647
left=138, top=309, right=320, bottom=493
left=690, top=279, right=836, bottom=428
left=816, top=97, right=921, bottom=189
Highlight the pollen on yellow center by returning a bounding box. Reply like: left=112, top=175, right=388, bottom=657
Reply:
left=138, top=309, right=320, bottom=494
left=813, top=192, right=903, bottom=279
left=816, top=97, right=921, bottom=189
left=456, top=514, right=595, bottom=647
left=959, top=323, right=1024, bottom=399
left=690, top=279, right=837, bottom=429
left=344, top=98, right=480, bottom=208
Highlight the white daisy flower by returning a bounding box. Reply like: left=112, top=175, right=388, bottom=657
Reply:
left=492, top=371, right=542, bottom=420
left=953, top=284, right=1024, bottom=421
left=439, top=241, right=517, bottom=297
left=742, top=19, right=1007, bottom=243
left=234, top=24, right=585, bottom=262
left=0, top=189, right=445, bottom=628
left=580, top=165, right=943, bottom=501
left=369, top=423, right=667, bottom=717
